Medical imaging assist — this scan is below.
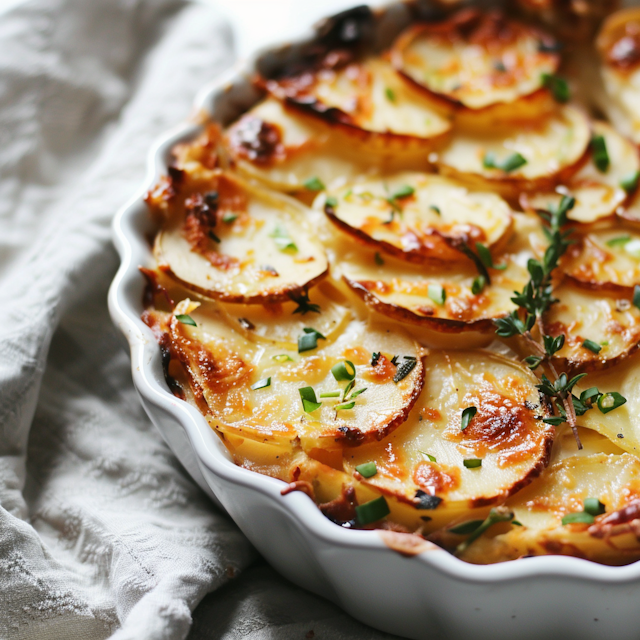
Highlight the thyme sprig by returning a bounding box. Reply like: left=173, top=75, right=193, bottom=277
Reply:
left=492, top=195, right=588, bottom=447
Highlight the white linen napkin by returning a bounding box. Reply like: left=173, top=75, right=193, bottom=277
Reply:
left=0, top=0, right=403, bottom=637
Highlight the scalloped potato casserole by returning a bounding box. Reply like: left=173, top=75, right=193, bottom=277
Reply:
left=141, top=4, right=640, bottom=565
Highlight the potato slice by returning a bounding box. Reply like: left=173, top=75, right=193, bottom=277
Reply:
left=223, top=97, right=431, bottom=192
left=437, top=105, right=591, bottom=196
left=264, top=57, right=451, bottom=142
left=344, top=350, right=554, bottom=521
left=337, top=212, right=541, bottom=332
left=542, top=284, right=640, bottom=373
left=154, top=172, right=328, bottom=303
left=574, top=352, right=640, bottom=457
left=218, top=281, right=351, bottom=350
left=562, top=225, right=640, bottom=293
left=392, top=9, right=560, bottom=113
left=154, top=302, right=425, bottom=448
left=322, top=173, right=513, bottom=264
left=596, top=8, right=640, bottom=145
left=526, top=122, right=639, bottom=224
left=459, top=453, right=640, bottom=565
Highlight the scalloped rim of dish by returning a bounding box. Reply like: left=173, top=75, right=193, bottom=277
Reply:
left=108, top=3, right=640, bottom=587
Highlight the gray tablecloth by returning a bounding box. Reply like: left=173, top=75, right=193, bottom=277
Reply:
left=0, top=0, right=400, bottom=637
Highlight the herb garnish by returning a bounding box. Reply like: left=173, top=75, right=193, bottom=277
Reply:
left=299, top=386, right=322, bottom=413
left=303, top=176, right=326, bottom=191
left=428, top=283, right=446, bottom=306
left=463, top=459, right=482, bottom=469
left=355, top=496, right=390, bottom=525
left=393, top=356, right=417, bottom=383
left=562, top=498, right=606, bottom=525
left=385, top=87, right=396, bottom=102
left=251, top=377, right=271, bottom=390
left=222, top=212, right=237, bottom=224
left=355, top=462, right=377, bottom=478
left=621, top=170, right=640, bottom=193
left=471, top=275, right=486, bottom=295
left=460, top=406, right=477, bottom=431
left=175, top=314, right=197, bottom=327
left=591, top=135, right=610, bottom=172
left=331, top=360, right=356, bottom=382
left=541, top=73, right=570, bottom=103
left=289, top=288, right=320, bottom=315
left=582, top=339, right=602, bottom=354
left=371, top=352, right=381, bottom=367
left=483, top=151, right=527, bottom=173
left=634, top=285, right=640, bottom=310
left=270, top=224, right=297, bottom=252
left=419, top=451, right=437, bottom=463
left=453, top=506, right=514, bottom=555
left=298, top=327, right=326, bottom=352
left=492, top=194, right=627, bottom=447
left=374, top=251, right=385, bottom=266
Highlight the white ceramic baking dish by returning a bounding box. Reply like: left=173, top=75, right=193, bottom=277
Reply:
left=108, top=3, right=640, bottom=638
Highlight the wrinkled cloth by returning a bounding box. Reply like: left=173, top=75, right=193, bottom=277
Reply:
left=0, top=0, right=402, bottom=638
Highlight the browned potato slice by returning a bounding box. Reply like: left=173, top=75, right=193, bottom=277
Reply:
left=596, top=8, right=640, bottom=144
left=392, top=9, right=560, bottom=114
left=151, top=300, right=425, bottom=448
left=562, top=225, right=640, bottom=293
left=154, top=172, right=328, bottom=303
left=321, top=173, right=513, bottom=264
left=223, top=97, right=432, bottom=192
left=337, top=213, right=541, bottom=332
left=526, top=122, right=640, bottom=224
left=459, top=453, right=640, bottom=565
left=542, top=284, right=640, bottom=373
left=344, top=350, right=554, bottom=524
left=263, top=57, right=451, bottom=143
left=437, top=105, right=591, bottom=197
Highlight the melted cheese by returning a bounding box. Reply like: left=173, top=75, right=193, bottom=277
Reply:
left=393, top=10, right=559, bottom=112
left=321, top=173, right=513, bottom=264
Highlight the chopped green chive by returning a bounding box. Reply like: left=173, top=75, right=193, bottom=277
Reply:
left=634, top=285, right=640, bottom=310
left=393, top=358, right=417, bottom=383
left=355, top=462, right=377, bottom=478
left=251, top=377, right=271, bottom=390
left=270, top=224, right=297, bottom=252
left=175, top=314, right=197, bottom=327
left=606, top=235, right=631, bottom=247
left=325, top=196, right=338, bottom=209
left=463, top=459, right=482, bottom=469
left=471, top=275, right=486, bottom=295
left=385, top=87, right=396, bottom=102
left=320, top=391, right=341, bottom=398
left=483, top=151, right=527, bottom=173
left=298, top=327, right=325, bottom=353
left=222, top=212, right=238, bottom=224
left=272, top=354, right=294, bottom=363
left=476, top=242, right=507, bottom=270
left=584, top=497, right=606, bottom=516
left=331, top=360, right=356, bottom=382
left=625, top=239, right=640, bottom=259
left=419, top=451, right=437, bottom=463
left=299, top=387, right=322, bottom=413
left=460, top=406, right=477, bottom=431
left=208, top=230, right=221, bottom=243
left=428, top=283, right=446, bottom=306
left=355, top=496, right=390, bottom=525
left=562, top=511, right=594, bottom=526
left=429, top=204, right=441, bottom=215
left=582, top=339, right=602, bottom=354
left=597, top=392, right=627, bottom=414
left=620, top=170, right=640, bottom=193
left=390, top=184, right=415, bottom=200
left=512, top=520, right=523, bottom=526
left=541, top=72, right=570, bottom=103
left=374, top=251, right=385, bottom=266
left=303, top=176, right=325, bottom=191
left=456, top=507, right=514, bottom=554
left=591, top=135, right=610, bottom=173
left=449, top=520, right=484, bottom=535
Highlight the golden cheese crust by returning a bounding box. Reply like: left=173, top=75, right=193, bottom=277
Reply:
left=142, top=5, right=640, bottom=566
